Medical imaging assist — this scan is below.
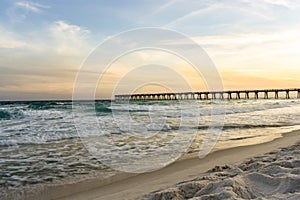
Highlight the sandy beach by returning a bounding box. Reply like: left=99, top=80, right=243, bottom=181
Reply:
left=142, top=142, right=300, bottom=199
left=34, top=129, right=299, bottom=200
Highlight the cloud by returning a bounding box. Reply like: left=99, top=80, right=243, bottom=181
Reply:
left=193, top=28, right=300, bottom=56
left=161, top=26, right=300, bottom=79
left=164, top=3, right=221, bottom=28
left=7, top=21, right=89, bottom=65
left=240, top=0, right=300, bottom=12
left=53, top=21, right=89, bottom=34
left=6, top=1, right=49, bottom=22
left=0, top=20, right=93, bottom=100
left=0, top=26, right=27, bottom=49
left=189, top=28, right=300, bottom=82
left=0, top=20, right=91, bottom=54
left=0, top=36, right=27, bottom=49
left=49, top=20, right=91, bottom=56
left=15, top=1, right=49, bottom=13
left=151, top=0, right=183, bottom=15
left=164, top=2, right=271, bottom=29
left=263, top=0, right=296, bottom=9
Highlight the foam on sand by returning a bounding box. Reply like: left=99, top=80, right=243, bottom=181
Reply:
left=141, top=143, right=300, bottom=199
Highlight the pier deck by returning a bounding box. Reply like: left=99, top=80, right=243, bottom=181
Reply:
left=115, top=88, right=300, bottom=100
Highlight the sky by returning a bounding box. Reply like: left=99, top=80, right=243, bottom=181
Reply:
left=0, top=0, right=300, bottom=100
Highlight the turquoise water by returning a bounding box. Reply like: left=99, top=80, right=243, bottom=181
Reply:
left=0, top=99, right=300, bottom=189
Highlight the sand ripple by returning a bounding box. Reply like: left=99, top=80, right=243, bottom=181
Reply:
left=141, top=142, right=300, bottom=200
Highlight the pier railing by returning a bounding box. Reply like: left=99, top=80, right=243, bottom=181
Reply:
left=115, top=88, right=300, bottom=101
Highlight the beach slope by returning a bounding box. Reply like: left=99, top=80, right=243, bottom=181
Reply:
left=57, top=130, right=300, bottom=200
left=142, top=142, right=300, bottom=199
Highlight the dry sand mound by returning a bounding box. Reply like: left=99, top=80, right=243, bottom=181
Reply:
left=141, top=143, right=300, bottom=200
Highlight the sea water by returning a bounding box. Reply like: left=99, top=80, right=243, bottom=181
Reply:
left=0, top=99, right=300, bottom=191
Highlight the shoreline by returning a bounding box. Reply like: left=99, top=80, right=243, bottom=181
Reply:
left=41, top=129, right=300, bottom=200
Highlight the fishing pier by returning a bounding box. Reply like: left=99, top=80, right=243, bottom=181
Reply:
left=115, top=88, right=300, bottom=101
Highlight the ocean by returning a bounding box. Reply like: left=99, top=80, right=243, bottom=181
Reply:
left=0, top=99, right=300, bottom=195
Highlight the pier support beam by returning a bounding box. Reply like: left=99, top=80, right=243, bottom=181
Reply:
left=275, top=91, right=279, bottom=99
left=245, top=92, right=249, bottom=99
left=212, top=93, right=216, bottom=100
left=227, top=92, right=232, bottom=100
left=264, top=91, right=269, bottom=99
left=254, top=91, right=259, bottom=99
left=219, top=93, right=224, bottom=100
left=286, top=91, right=290, bottom=99
left=204, top=93, right=209, bottom=100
